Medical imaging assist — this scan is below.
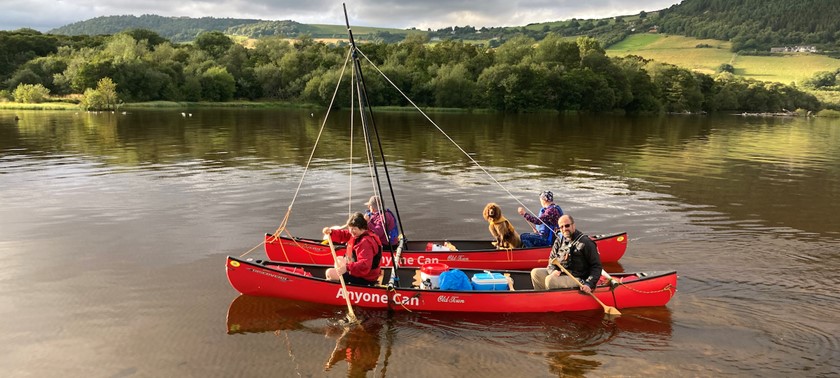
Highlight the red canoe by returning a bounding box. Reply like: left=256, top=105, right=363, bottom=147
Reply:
left=225, top=256, right=676, bottom=313
left=264, top=231, right=627, bottom=269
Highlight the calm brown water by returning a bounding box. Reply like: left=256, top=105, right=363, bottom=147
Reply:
left=1, top=108, right=838, bottom=377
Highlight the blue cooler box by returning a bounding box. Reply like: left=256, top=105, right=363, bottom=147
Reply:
left=471, top=272, right=508, bottom=291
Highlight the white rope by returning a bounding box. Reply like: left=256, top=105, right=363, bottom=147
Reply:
left=347, top=60, right=356, bottom=218
left=355, top=66, right=386, bottom=220
left=355, top=49, right=547, bottom=223
left=286, top=48, right=353, bottom=218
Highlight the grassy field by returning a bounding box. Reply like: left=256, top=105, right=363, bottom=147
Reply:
left=0, top=102, right=79, bottom=110
left=607, top=33, right=840, bottom=85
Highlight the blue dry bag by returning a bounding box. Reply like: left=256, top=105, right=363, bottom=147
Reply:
left=438, top=269, right=472, bottom=291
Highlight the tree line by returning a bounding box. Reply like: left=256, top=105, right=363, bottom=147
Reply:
left=0, top=28, right=823, bottom=113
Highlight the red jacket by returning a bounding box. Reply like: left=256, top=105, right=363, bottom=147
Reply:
left=328, top=229, right=382, bottom=282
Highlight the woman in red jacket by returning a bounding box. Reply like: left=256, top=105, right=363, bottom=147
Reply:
left=323, top=212, right=382, bottom=286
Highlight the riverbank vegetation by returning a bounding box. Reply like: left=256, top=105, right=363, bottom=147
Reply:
left=1, top=28, right=827, bottom=115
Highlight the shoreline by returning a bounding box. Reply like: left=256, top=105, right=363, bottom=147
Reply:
left=2, top=101, right=838, bottom=117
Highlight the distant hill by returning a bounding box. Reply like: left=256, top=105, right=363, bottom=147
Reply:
left=416, top=0, right=840, bottom=54
left=48, top=14, right=417, bottom=43
left=656, top=0, right=840, bottom=53
left=49, top=15, right=263, bottom=42
left=45, top=0, right=840, bottom=53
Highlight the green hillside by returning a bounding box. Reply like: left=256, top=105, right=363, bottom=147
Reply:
left=657, top=0, right=840, bottom=53
left=608, top=34, right=840, bottom=85
left=49, top=15, right=417, bottom=43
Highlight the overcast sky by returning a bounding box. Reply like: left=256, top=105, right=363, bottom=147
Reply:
left=1, top=0, right=681, bottom=32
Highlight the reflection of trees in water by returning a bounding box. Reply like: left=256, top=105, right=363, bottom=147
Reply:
left=12, top=109, right=838, bottom=235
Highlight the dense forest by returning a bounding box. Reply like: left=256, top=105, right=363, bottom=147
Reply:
left=0, top=28, right=822, bottom=113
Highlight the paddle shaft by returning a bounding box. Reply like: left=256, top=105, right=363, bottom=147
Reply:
left=327, top=237, right=358, bottom=323
left=551, top=258, right=621, bottom=316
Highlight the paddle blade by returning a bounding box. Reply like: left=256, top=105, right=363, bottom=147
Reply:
left=604, top=306, right=622, bottom=316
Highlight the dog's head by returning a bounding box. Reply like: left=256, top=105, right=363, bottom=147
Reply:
left=483, top=202, right=502, bottom=221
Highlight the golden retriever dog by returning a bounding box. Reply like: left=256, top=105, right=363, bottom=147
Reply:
left=482, top=203, right=521, bottom=249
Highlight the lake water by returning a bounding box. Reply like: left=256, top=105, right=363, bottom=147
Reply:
left=1, top=108, right=838, bottom=377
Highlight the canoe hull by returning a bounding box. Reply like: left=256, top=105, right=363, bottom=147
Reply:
left=225, top=256, right=676, bottom=314
left=264, top=231, right=627, bottom=269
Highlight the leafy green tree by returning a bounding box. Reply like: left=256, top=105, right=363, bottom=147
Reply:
left=219, top=44, right=259, bottom=99
left=111, top=62, right=170, bottom=101
left=0, top=29, right=60, bottom=84
left=613, top=56, right=662, bottom=113
left=5, top=68, right=41, bottom=89
left=649, top=63, right=704, bottom=112
left=200, top=66, right=235, bottom=101
left=477, top=63, right=547, bottom=112
left=194, top=31, right=233, bottom=59
left=803, top=71, right=836, bottom=89
left=430, top=63, right=476, bottom=108
left=12, top=83, right=50, bottom=103
left=710, top=77, right=741, bottom=111
left=253, top=63, right=283, bottom=99
left=374, top=60, right=415, bottom=107
left=122, top=29, right=168, bottom=47
left=558, top=68, right=615, bottom=112
left=301, top=68, right=351, bottom=107
left=494, top=35, right=536, bottom=65
left=79, top=77, right=119, bottom=110
left=182, top=76, right=202, bottom=101
left=534, top=34, right=580, bottom=70
left=54, top=47, right=114, bottom=93
left=717, top=63, right=735, bottom=74
left=10, top=55, right=68, bottom=93
left=576, top=36, right=605, bottom=58
left=104, top=33, right=149, bottom=65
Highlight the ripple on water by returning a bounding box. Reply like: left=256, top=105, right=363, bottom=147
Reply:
left=675, top=276, right=840, bottom=376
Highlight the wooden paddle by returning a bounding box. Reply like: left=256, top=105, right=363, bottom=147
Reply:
left=551, top=258, right=621, bottom=316
left=327, top=237, right=359, bottom=325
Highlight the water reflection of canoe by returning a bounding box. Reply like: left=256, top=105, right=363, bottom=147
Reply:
left=226, top=294, right=673, bottom=377
left=264, top=231, right=627, bottom=268
left=226, top=295, right=389, bottom=376
left=227, top=294, right=672, bottom=337
left=225, top=256, right=676, bottom=313
left=226, top=294, right=338, bottom=334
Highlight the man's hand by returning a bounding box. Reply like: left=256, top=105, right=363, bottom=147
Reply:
left=335, top=256, right=347, bottom=274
